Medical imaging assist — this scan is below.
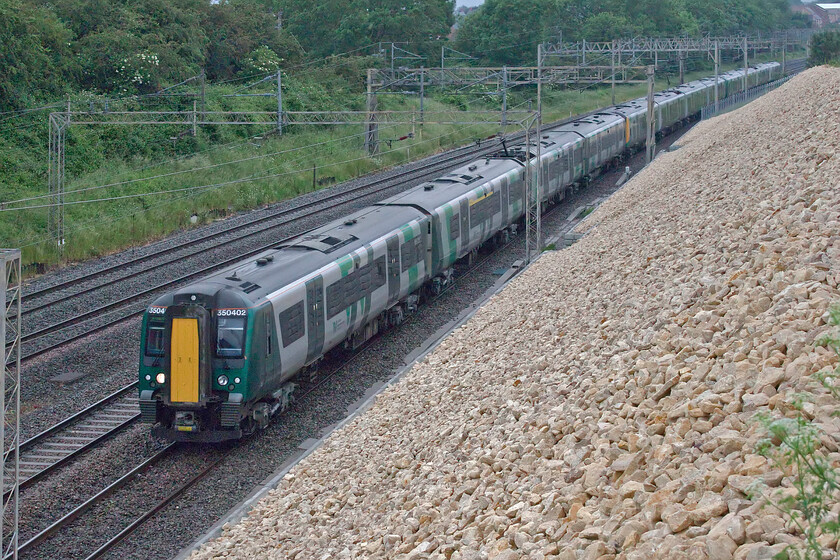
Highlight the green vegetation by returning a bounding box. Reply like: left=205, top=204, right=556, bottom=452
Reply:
left=809, top=31, right=840, bottom=67
left=0, top=0, right=810, bottom=271
left=756, top=304, right=840, bottom=560
left=0, top=59, right=773, bottom=269
left=455, top=0, right=809, bottom=66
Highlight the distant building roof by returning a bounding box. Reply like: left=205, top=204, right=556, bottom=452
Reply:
left=816, top=3, right=840, bottom=10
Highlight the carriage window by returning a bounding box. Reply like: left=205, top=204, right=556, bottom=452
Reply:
left=279, top=302, right=305, bottom=347
left=450, top=214, right=460, bottom=240
left=401, top=238, right=424, bottom=272
left=374, top=256, right=386, bottom=288
left=327, top=281, right=344, bottom=318
left=217, top=317, right=246, bottom=358
left=145, top=322, right=165, bottom=357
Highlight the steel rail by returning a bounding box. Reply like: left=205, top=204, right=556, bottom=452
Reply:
left=12, top=443, right=176, bottom=558
left=21, top=140, right=493, bottom=307
left=13, top=157, right=630, bottom=559
left=82, top=451, right=224, bottom=560
left=19, top=382, right=137, bottom=451
left=5, top=383, right=140, bottom=500
left=20, top=111, right=596, bottom=363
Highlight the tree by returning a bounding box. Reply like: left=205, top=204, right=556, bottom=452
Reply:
left=0, top=0, right=72, bottom=110
left=454, top=0, right=555, bottom=66
left=203, top=0, right=304, bottom=80
left=280, top=0, right=455, bottom=60
left=580, top=12, right=636, bottom=41
left=809, top=31, right=840, bottom=66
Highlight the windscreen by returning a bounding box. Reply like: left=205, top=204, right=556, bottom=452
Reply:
left=145, top=321, right=165, bottom=357
left=217, top=316, right=246, bottom=358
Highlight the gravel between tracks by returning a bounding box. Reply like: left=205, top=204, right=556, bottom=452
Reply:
left=17, top=122, right=685, bottom=559
left=188, top=67, right=840, bottom=560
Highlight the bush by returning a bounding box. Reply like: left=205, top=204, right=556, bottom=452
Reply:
left=756, top=304, right=840, bottom=559
left=808, top=31, right=840, bottom=67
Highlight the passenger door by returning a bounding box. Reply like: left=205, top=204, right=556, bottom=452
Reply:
left=305, top=278, right=325, bottom=363
left=386, top=236, right=400, bottom=306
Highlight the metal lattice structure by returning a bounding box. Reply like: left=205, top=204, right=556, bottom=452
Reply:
left=370, top=65, right=649, bottom=88
left=48, top=114, right=69, bottom=249
left=1, top=249, right=21, bottom=560
left=40, top=30, right=813, bottom=254
left=541, top=30, right=814, bottom=60
left=44, top=107, right=541, bottom=253
left=53, top=109, right=534, bottom=128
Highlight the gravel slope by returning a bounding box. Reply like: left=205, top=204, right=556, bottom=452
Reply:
left=191, top=67, right=840, bottom=560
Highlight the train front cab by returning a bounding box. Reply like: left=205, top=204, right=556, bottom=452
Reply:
left=139, top=287, right=251, bottom=442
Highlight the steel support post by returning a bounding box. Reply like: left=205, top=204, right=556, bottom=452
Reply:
left=364, top=69, right=379, bottom=156
left=419, top=67, right=425, bottom=126
left=48, top=113, right=67, bottom=251
left=277, top=71, right=283, bottom=135
left=743, top=36, right=749, bottom=92
left=611, top=40, right=616, bottom=105
left=390, top=42, right=395, bottom=77
left=501, top=66, right=508, bottom=128
left=645, top=66, right=655, bottom=165
left=679, top=50, right=685, bottom=85
left=535, top=44, right=543, bottom=255
left=1, top=249, right=20, bottom=560
left=714, top=41, right=720, bottom=113
left=200, top=69, right=206, bottom=120
left=192, top=101, right=197, bottom=137
left=782, top=38, right=786, bottom=75
left=618, top=49, right=622, bottom=83
left=524, top=121, right=538, bottom=263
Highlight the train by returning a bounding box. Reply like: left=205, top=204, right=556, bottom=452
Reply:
left=139, top=62, right=781, bottom=441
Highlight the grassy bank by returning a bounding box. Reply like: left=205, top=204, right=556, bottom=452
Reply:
left=0, top=52, right=802, bottom=273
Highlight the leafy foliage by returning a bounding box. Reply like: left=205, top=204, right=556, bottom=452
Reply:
left=809, top=31, right=840, bottom=67
left=279, top=0, right=455, bottom=60
left=0, top=0, right=72, bottom=110
left=756, top=304, right=840, bottom=559
left=456, top=0, right=804, bottom=65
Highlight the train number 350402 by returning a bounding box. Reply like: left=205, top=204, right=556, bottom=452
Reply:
left=217, top=309, right=247, bottom=317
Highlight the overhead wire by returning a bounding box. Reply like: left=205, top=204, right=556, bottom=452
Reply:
left=1, top=124, right=400, bottom=206
left=5, top=121, right=491, bottom=214
left=13, top=120, right=495, bottom=250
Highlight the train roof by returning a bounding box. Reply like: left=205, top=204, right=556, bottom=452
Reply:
left=157, top=204, right=427, bottom=308
left=551, top=112, right=624, bottom=138
left=376, top=156, right=522, bottom=211
left=611, top=62, right=780, bottom=118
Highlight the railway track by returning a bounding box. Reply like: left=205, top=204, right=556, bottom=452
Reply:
left=22, top=57, right=807, bottom=364
left=15, top=319, right=427, bottom=560
left=15, top=120, right=695, bottom=559
left=5, top=383, right=139, bottom=498
left=20, top=59, right=809, bottom=366
left=19, top=124, right=553, bottom=363
left=14, top=197, right=545, bottom=559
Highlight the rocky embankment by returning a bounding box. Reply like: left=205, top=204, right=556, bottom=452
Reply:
left=191, top=67, right=840, bottom=560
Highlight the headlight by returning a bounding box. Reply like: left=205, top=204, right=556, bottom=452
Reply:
left=217, top=375, right=229, bottom=387
left=145, top=374, right=151, bottom=381
left=234, top=377, right=241, bottom=384
left=155, top=373, right=166, bottom=384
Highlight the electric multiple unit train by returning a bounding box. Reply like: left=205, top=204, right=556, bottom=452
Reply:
left=139, top=63, right=781, bottom=441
